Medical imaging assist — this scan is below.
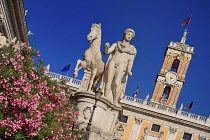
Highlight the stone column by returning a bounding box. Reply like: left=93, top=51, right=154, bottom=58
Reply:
left=128, top=117, right=142, bottom=140
left=74, top=91, right=123, bottom=140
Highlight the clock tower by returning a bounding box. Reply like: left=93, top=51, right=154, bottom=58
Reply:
left=150, top=30, right=194, bottom=107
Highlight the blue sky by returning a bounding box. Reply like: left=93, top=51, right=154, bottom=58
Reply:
left=24, top=0, right=210, bottom=117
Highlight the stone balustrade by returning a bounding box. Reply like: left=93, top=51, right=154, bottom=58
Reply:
left=46, top=72, right=210, bottom=127
left=169, top=41, right=194, bottom=53
left=121, top=95, right=209, bottom=126
left=47, top=71, right=81, bottom=89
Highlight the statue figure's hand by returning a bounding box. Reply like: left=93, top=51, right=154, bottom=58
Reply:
left=105, top=42, right=110, bottom=48
left=104, top=42, right=110, bottom=55
left=128, top=71, right=132, bottom=77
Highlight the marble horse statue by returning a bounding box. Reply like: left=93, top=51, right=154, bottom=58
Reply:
left=74, top=23, right=105, bottom=91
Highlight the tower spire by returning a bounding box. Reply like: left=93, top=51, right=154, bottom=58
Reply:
left=180, top=29, right=188, bottom=44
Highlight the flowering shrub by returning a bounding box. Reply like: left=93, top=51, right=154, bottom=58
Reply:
left=0, top=43, right=81, bottom=139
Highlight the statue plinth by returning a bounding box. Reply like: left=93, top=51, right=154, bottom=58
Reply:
left=74, top=91, right=123, bottom=140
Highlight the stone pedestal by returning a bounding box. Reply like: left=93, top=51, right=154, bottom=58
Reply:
left=74, top=91, right=123, bottom=140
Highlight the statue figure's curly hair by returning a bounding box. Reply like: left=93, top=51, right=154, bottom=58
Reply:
left=123, top=28, right=135, bottom=39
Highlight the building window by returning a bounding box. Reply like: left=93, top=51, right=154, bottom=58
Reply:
left=119, top=116, right=128, bottom=123
left=151, top=124, right=160, bottom=132
left=182, top=133, right=192, bottom=140
left=171, top=59, right=180, bottom=72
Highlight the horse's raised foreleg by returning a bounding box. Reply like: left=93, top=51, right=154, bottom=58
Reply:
left=74, top=59, right=86, bottom=77
left=74, top=66, right=83, bottom=77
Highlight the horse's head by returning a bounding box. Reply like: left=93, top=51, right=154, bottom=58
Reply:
left=87, top=23, right=101, bottom=43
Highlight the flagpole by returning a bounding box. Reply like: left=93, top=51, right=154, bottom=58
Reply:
left=67, top=70, right=70, bottom=77
left=188, top=108, right=192, bottom=114
left=189, top=100, right=194, bottom=114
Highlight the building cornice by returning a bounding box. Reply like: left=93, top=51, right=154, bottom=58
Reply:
left=9, top=0, right=29, bottom=43
left=167, top=41, right=194, bottom=55
left=0, top=0, right=29, bottom=43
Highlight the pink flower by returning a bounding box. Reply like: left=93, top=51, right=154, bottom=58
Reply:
left=36, top=51, right=40, bottom=57
left=26, top=47, right=31, bottom=50
left=0, top=95, right=6, bottom=103
left=1, top=54, right=6, bottom=58
left=12, top=98, right=28, bottom=109
left=20, top=56, right=24, bottom=60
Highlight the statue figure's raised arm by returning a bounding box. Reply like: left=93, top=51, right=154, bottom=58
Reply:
left=104, top=42, right=117, bottom=55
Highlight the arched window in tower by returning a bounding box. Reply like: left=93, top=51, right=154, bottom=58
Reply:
left=159, top=86, right=171, bottom=103
left=171, top=59, right=180, bottom=72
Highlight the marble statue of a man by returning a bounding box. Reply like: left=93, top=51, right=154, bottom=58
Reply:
left=102, top=29, right=137, bottom=104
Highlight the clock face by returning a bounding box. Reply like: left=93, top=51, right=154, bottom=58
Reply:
left=165, top=72, right=177, bottom=84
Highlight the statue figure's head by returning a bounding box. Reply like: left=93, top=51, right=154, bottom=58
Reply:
left=123, top=29, right=135, bottom=39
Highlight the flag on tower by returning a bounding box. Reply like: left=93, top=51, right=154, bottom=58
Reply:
left=184, top=101, right=194, bottom=109
left=182, top=16, right=191, bottom=26
left=133, top=86, right=140, bottom=97
left=159, top=96, right=163, bottom=102
left=61, top=64, right=71, bottom=72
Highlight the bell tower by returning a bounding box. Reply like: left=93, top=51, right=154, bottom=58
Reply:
left=150, top=30, right=194, bottom=107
